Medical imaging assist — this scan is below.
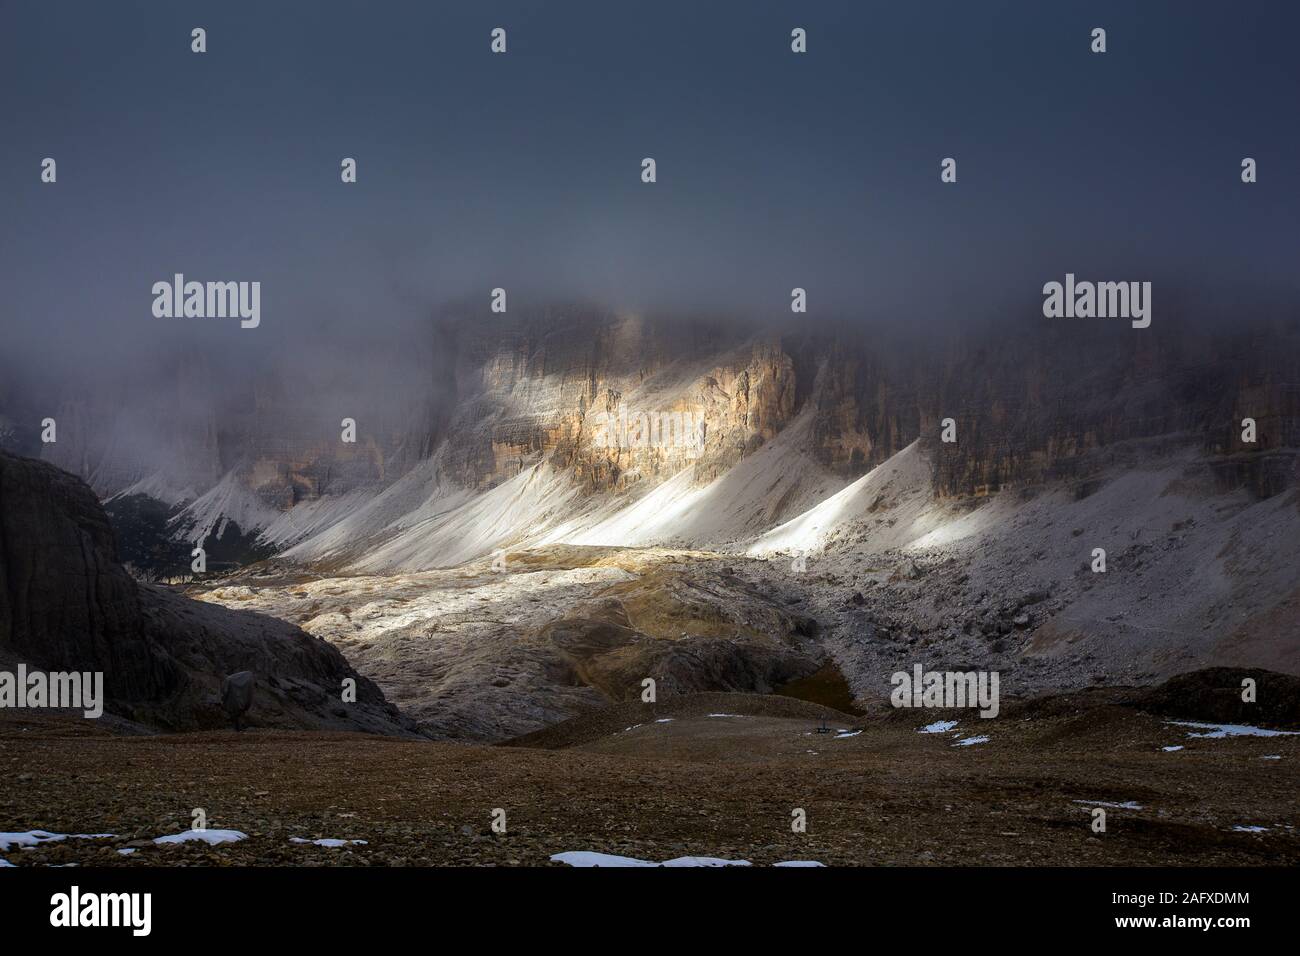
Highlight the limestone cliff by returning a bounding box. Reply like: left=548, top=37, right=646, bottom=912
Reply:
left=20, top=308, right=1300, bottom=568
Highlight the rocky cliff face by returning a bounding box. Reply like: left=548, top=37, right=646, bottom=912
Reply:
left=15, top=308, right=1300, bottom=570
left=436, top=310, right=1297, bottom=510
left=430, top=310, right=801, bottom=494
left=0, top=448, right=166, bottom=701
left=922, top=322, right=1300, bottom=499
left=0, top=450, right=415, bottom=734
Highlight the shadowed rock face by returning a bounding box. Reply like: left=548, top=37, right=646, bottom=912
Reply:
left=921, top=324, right=1300, bottom=500
left=0, top=449, right=165, bottom=700
left=1122, top=667, right=1300, bottom=729
left=0, top=451, right=416, bottom=735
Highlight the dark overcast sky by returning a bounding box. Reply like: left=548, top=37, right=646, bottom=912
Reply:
left=2, top=0, right=1298, bottom=375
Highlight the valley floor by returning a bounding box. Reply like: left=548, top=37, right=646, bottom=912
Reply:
left=3, top=690, right=1296, bottom=867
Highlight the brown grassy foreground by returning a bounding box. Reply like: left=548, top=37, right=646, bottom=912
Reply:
left=2, top=690, right=1296, bottom=867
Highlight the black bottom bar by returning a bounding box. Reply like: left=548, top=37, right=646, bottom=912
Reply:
left=2, top=866, right=1280, bottom=941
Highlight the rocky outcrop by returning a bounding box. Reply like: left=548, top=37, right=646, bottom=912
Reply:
left=532, top=566, right=822, bottom=703
left=193, top=547, right=825, bottom=741
left=0, top=449, right=163, bottom=699
left=923, top=323, right=1300, bottom=499
left=1123, top=667, right=1300, bottom=729
left=0, top=450, right=416, bottom=734
left=433, top=310, right=801, bottom=494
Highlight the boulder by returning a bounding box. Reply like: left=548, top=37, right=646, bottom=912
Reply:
left=220, top=670, right=255, bottom=730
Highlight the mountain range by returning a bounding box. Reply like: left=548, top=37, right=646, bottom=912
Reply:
left=3, top=306, right=1297, bottom=738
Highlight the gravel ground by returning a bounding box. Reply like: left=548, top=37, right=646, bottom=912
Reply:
left=3, top=689, right=1296, bottom=867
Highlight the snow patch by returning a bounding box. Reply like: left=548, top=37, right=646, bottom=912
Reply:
left=661, top=857, right=752, bottom=867
left=1166, top=720, right=1299, bottom=739
left=552, top=851, right=814, bottom=867
left=919, top=720, right=958, bottom=734
left=290, top=837, right=367, bottom=847
left=154, top=829, right=248, bottom=846
left=0, top=831, right=114, bottom=851
left=550, top=851, right=659, bottom=868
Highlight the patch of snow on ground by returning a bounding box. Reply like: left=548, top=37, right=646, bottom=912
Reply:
left=0, top=831, right=68, bottom=851
left=154, top=829, right=248, bottom=846
left=550, top=851, right=660, bottom=868
left=1074, top=800, right=1143, bottom=810
left=551, top=851, right=816, bottom=867
left=1162, top=745, right=1184, bottom=752
left=953, top=735, right=989, bottom=747
left=0, top=831, right=114, bottom=851
left=834, top=730, right=861, bottom=739
left=290, top=837, right=367, bottom=847
left=920, top=720, right=958, bottom=734
left=1232, top=826, right=1269, bottom=833
left=1166, top=720, right=1299, bottom=739
left=661, top=857, right=751, bottom=867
